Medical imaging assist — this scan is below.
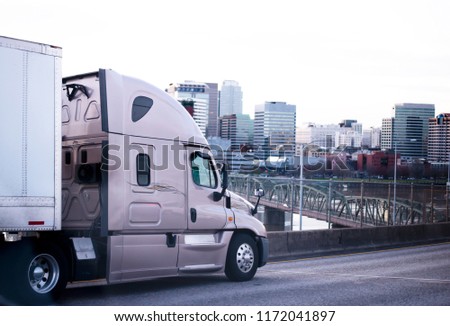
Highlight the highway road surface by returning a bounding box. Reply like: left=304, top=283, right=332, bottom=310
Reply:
left=55, top=242, right=450, bottom=306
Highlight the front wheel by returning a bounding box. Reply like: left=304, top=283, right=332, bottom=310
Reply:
left=225, top=233, right=259, bottom=282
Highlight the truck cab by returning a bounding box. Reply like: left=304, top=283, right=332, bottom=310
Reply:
left=0, top=61, right=268, bottom=304
left=62, top=69, right=268, bottom=283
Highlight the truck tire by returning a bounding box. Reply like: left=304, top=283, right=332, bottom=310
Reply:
left=225, top=233, right=259, bottom=282
left=4, top=240, right=68, bottom=305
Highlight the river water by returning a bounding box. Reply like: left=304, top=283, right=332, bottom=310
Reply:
left=290, top=213, right=330, bottom=231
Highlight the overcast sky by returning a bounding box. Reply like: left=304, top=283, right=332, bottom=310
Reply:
left=2, top=0, right=450, bottom=129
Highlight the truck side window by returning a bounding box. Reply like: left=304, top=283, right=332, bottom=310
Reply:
left=132, top=96, right=153, bottom=122
left=191, top=152, right=217, bottom=188
left=136, top=153, right=151, bottom=186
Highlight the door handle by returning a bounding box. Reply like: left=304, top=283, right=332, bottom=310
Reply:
left=190, top=208, right=197, bottom=223
left=166, top=233, right=176, bottom=248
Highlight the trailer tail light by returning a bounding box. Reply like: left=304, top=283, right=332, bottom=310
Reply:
left=28, top=221, right=45, bottom=226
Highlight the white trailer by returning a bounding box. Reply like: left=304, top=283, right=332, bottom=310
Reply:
left=0, top=36, right=268, bottom=305
left=0, top=36, right=61, bottom=233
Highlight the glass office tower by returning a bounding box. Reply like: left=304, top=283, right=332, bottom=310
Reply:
left=254, top=101, right=296, bottom=160
left=392, top=103, right=435, bottom=159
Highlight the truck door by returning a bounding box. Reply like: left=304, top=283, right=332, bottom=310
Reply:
left=186, top=146, right=227, bottom=230
left=106, top=134, right=186, bottom=282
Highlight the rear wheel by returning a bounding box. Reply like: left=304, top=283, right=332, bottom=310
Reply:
left=225, top=233, right=259, bottom=282
left=27, top=252, right=62, bottom=295
left=1, top=240, right=68, bottom=305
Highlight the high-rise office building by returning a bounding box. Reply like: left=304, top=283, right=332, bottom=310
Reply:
left=369, top=127, right=381, bottom=148
left=428, top=113, right=450, bottom=162
left=335, top=130, right=362, bottom=148
left=219, top=80, right=243, bottom=116
left=335, top=121, right=363, bottom=148
left=381, top=117, right=394, bottom=150
left=297, top=121, right=364, bottom=152
left=205, top=82, right=219, bottom=138
left=351, top=122, right=362, bottom=135
left=166, top=81, right=212, bottom=136
left=254, top=101, right=296, bottom=160
left=296, top=123, right=340, bottom=151
left=362, top=130, right=372, bottom=148
left=219, top=114, right=254, bottom=171
left=392, top=103, right=435, bottom=159
left=339, top=119, right=358, bottom=128
left=219, top=114, right=253, bottom=150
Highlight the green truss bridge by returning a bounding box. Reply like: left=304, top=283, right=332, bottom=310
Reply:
left=228, top=175, right=449, bottom=229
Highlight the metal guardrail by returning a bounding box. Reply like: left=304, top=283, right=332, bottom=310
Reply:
left=228, top=174, right=450, bottom=228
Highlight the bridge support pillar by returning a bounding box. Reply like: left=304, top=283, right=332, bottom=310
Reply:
left=264, top=207, right=288, bottom=231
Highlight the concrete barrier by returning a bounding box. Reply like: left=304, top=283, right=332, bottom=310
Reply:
left=267, top=222, right=450, bottom=261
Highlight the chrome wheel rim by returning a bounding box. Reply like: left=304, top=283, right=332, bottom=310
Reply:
left=28, top=254, right=59, bottom=294
left=236, top=242, right=254, bottom=273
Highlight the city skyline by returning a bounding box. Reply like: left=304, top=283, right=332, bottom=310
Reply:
left=169, top=74, right=439, bottom=133
left=2, top=1, right=450, bottom=128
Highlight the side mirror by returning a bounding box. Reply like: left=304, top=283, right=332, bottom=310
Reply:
left=221, top=165, right=228, bottom=189
left=251, top=188, right=264, bottom=215
left=254, top=188, right=264, bottom=197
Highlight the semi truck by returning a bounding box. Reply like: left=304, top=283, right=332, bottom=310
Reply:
left=0, top=36, right=268, bottom=305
